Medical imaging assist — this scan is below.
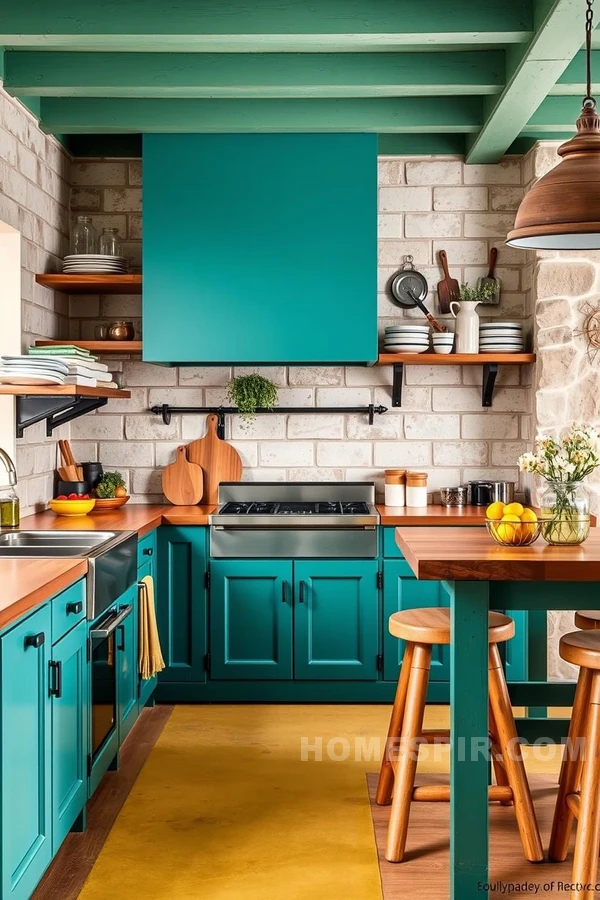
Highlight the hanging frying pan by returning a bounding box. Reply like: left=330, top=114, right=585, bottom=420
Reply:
left=389, top=256, right=447, bottom=333
left=389, top=255, right=429, bottom=308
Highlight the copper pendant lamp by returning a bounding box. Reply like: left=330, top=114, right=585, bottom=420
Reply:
left=507, top=0, right=600, bottom=249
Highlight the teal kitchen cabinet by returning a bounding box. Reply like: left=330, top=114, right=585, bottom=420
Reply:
left=294, top=560, right=379, bottom=680
left=1, top=605, right=52, bottom=900
left=382, top=559, right=451, bottom=683
left=210, top=560, right=293, bottom=680
left=157, top=527, right=207, bottom=683
left=143, top=133, right=377, bottom=365
left=116, top=583, right=139, bottom=744
left=50, top=618, right=87, bottom=854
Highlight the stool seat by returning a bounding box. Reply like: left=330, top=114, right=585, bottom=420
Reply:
left=388, top=607, right=515, bottom=645
left=575, top=610, right=600, bottom=629
left=559, top=630, right=600, bottom=670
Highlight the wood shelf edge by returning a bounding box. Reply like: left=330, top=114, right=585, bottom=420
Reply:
left=35, top=340, right=142, bottom=354
left=35, top=274, right=142, bottom=295
left=376, top=352, right=536, bottom=366
left=0, top=385, right=131, bottom=398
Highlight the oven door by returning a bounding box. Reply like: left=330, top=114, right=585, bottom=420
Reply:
left=89, top=605, right=133, bottom=784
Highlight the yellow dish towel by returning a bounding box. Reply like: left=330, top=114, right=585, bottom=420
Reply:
left=138, top=575, right=165, bottom=680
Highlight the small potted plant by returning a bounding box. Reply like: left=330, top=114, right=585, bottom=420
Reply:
left=227, top=374, right=278, bottom=425
left=449, top=282, right=497, bottom=353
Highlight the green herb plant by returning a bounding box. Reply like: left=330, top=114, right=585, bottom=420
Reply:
left=95, top=471, right=126, bottom=499
left=227, top=374, right=279, bottom=426
left=458, top=281, right=496, bottom=303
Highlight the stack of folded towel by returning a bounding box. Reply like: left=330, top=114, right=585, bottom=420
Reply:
left=0, top=346, right=118, bottom=389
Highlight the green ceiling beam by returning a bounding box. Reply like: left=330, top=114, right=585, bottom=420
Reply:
left=526, top=95, right=587, bottom=130
left=38, top=96, right=482, bottom=134
left=0, top=0, right=533, bottom=51
left=5, top=50, right=505, bottom=99
left=551, top=50, right=600, bottom=93
left=466, top=0, right=585, bottom=164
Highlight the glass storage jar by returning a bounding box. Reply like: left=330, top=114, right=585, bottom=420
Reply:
left=540, top=480, right=591, bottom=545
left=0, top=488, right=20, bottom=527
left=70, top=216, right=97, bottom=255
left=98, top=227, right=122, bottom=257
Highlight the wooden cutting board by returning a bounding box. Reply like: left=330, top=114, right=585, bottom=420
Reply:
left=186, top=414, right=243, bottom=504
left=162, top=446, right=204, bottom=506
left=437, top=249, right=460, bottom=315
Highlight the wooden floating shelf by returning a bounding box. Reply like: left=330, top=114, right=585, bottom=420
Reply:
left=376, top=352, right=536, bottom=408
left=35, top=340, right=142, bottom=354
left=0, top=385, right=130, bottom=398
left=377, top=353, right=536, bottom=366
left=35, top=274, right=142, bottom=295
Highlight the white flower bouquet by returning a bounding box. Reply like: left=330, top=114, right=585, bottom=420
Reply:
left=518, top=425, right=599, bottom=545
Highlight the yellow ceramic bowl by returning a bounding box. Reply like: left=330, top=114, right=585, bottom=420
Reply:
left=49, top=498, right=96, bottom=517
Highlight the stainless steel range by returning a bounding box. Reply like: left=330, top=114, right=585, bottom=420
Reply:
left=210, top=482, right=379, bottom=558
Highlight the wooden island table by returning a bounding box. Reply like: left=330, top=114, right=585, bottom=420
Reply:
left=394, top=526, right=600, bottom=900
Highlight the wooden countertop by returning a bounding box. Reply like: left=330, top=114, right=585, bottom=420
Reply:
left=21, top=504, right=217, bottom=535
left=377, top=504, right=490, bottom=525
left=396, top=526, right=600, bottom=582
left=0, top=558, right=87, bottom=631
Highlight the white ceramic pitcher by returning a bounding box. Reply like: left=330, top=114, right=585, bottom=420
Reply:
left=450, top=300, right=480, bottom=353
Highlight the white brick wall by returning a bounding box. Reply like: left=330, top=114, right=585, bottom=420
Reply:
left=0, top=84, right=71, bottom=514
left=64, top=153, right=533, bottom=503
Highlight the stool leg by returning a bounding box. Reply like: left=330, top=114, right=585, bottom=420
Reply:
left=489, top=703, right=512, bottom=807
left=377, top=642, right=414, bottom=806
left=488, top=644, right=544, bottom=863
left=549, top=666, right=593, bottom=862
left=570, top=670, right=600, bottom=900
left=385, top=643, right=431, bottom=863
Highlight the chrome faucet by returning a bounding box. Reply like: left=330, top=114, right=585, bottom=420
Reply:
left=0, top=447, right=17, bottom=486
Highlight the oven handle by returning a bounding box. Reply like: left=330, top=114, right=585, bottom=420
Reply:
left=212, top=525, right=377, bottom=531
left=90, top=604, right=133, bottom=640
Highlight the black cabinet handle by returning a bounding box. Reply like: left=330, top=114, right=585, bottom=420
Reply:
left=117, top=625, right=126, bottom=652
left=282, top=581, right=288, bottom=603
left=66, top=601, right=83, bottom=615
left=299, top=581, right=305, bottom=603
left=25, top=632, right=45, bottom=649
left=143, top=547, right=154, bottom=556
left=49, top=660, right=62, bottom=698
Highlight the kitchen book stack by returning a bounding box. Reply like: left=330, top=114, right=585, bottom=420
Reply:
left=0, top=346, right=118, bottom=388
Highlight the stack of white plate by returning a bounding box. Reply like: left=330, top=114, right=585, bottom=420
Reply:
left=479, top=322, right=524, bottom=353
left=62, top=254, right=128, bottom=274
left=384, top=325, right=430, bottom=354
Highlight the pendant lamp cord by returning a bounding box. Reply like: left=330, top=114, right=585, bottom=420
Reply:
left=585, top=0, right=596, bottom=107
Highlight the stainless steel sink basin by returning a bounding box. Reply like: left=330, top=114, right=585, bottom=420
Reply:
left=0, top=530, right=123, bottom=558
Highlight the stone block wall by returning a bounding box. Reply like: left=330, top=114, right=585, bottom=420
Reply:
left=0, top=84, right=71, bottom=513
left=67, top=154, right=535, bottom=501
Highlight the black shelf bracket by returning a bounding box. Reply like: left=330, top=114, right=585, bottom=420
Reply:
left=151, top=404, right=388, bottom=438
left=16, top=395, right=108, bottom=438
left=392, top=364, right=403, bottom=408
left=482, top=363, right=499, bottom=408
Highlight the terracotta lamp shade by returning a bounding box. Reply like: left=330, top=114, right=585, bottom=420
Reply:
left=507, top=102, right=600, bottom=250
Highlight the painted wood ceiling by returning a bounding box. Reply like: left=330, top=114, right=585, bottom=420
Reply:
left=0, top=0, right=595, bottom=160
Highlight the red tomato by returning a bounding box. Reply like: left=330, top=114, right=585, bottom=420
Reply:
left=81, top=494, right=89, bottom=499
left=68, top=493, right=79, bottom=500
left=56, top=494, right=68, bottom=500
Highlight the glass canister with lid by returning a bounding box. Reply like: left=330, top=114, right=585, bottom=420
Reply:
left=70, top=215, right=97, bottom=255
left=0, top=487, right=20, bottom=527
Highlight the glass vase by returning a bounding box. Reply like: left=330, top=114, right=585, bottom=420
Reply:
left=540, top=481, right=591, bottom=545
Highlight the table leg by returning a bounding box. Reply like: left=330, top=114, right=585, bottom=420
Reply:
left=450, top=580, right=490, bottom=900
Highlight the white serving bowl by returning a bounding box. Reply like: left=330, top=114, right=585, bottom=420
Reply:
left=432, top=333, right=454, bottom=354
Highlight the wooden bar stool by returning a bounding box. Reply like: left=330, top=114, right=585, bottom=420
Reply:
left=549, top=630, right=600, bottom=900
left=574, top=610, right=600, bottom=629
left=376, top=607, right=543, bottom=864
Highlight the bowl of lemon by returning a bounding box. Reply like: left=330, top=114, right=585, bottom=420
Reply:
left=485, top=501, right=542, bottom=547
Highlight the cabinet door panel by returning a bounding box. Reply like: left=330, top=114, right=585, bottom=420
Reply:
left=210, top=560, right=293, bottom=680
left=158, top=527, right=207, bottom=682
left=383, top=561, right=450, bottom=682
left=294, top=560, right=379, bottom=681
left=117, top=583, right=139, bottom=744
left=1, top=606, right=52, bottom=900
left=51, top=619, right=87, bottom=853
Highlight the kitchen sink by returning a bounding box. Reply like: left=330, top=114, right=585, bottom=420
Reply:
left=0, top=529, right=139, bottom=619
left=0, top=530, right=119, bottom=557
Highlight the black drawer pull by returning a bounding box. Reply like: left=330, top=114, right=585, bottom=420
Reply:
left=66, top=601, right=83, bottom=615
left=25, top=632, right=45, bottom=649
left=299, top=581, right=305, bottom=603
left=49, top=660, right=62, bottom=698
left=282, top=581, right=288, bottom=603
left=143, top=547, right=154, bottom=556
left=117, top=625, right=126, bottom=652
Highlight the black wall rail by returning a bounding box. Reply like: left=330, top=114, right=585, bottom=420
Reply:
left=150, top=404, right=388, bottom=438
